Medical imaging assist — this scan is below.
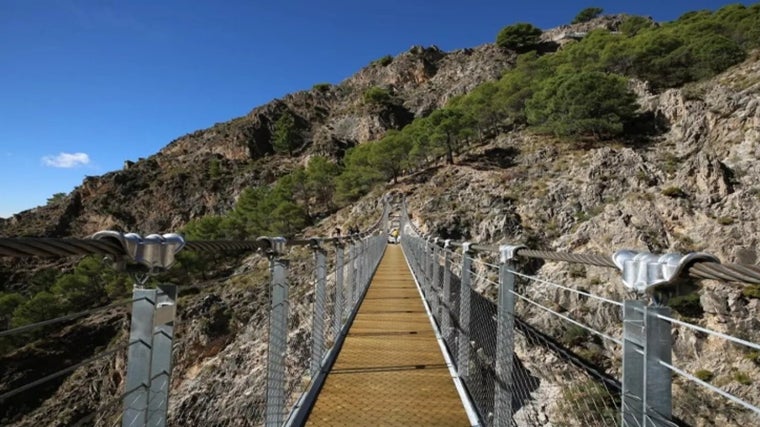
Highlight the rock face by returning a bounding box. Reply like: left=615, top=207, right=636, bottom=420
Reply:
left=0, top=44, right=514, bottom=239
left=2, top=19, right=760, bottom=427
left=400, top=53, right=760, bottom=426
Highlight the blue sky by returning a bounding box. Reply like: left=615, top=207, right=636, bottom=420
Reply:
left=0, top=0, right=752, bottom=218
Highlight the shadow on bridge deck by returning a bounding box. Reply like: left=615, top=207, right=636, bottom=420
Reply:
left=306, top=245, right=470, bottom=426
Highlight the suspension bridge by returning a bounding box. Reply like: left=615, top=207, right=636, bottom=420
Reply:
left=1, top=199, right=759, bottom=426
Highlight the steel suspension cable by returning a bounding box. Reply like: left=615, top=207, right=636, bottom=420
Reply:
left=0, top=297, right=143, bottom=338
left=402, top=214, right=760, bottom=285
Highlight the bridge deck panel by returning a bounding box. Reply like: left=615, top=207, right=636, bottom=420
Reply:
left=306, top=245, right=469, bottom=426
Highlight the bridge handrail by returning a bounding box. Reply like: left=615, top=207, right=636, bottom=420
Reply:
left=0, top=197, right=388, bottom=259
left=400, top=199, right=760, bottom=426
left=0, top=200, right=390, bottom=425
left=401, top=200, right=760, bottom=286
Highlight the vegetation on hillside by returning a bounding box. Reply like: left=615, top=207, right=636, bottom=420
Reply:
left=572, top=7, right=604, bottom=24
left=272, top=112, right=302, bottom=155
left=496, top=23, right=543, bottom=52
left=183, top=156, right=340, bottom=240
left=328, top=3, right=760, bottom=204
left=176, top=3, right=760, bottom=232
left=0, top=257, right=131, bottom=354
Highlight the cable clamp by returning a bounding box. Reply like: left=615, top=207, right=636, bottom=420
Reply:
left=612, top=250, right=719, bottom=294
left=257, top=236, right=287, bottom=256
left=499, top=245, right=526, bottom=263
left=92, top=231, right=185, bottom=273
left=308, top=238, right=323, bottom=251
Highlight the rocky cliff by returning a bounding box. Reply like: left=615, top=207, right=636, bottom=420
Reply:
left=400, top=51, right=760, bottom=426
left=0, top=44, right=513, bottom=239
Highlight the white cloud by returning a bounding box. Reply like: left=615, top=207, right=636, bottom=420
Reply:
left=41, top=152, right=91, bottom=168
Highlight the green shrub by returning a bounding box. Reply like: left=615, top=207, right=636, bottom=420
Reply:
left=496, top=23, right=543, bottom=52
left=668, top=292, right=703, bottom=318
left=733, top=371, right=753, bottom=385
left=11, top=292, right=67, bottom=328
left=694, top=369, right=714, bottom=382
left=681, top=83, right=708, bottom=101
left=209, top=158, right=221, bottom=178
left=363, top=86, right=393, bottom=105
left=46, top=192, right=67, bottom=205
left=312, top=83, right=331, bottom=92
left=272, top=112, right=301, bottom=155
left=661, top=186, right=686, bottom=198
left=0, top=293, right=25, bottom=329
left=620, top=16, right=654, bottom=37
left=572, top=7, right=603, bottom=24
left=525, top=71, right=638, bottom=139
left=28, top=268, right=59, bottom=294
left=741, top=285, right=760, bottom=299
left=716, top=216, right=734, bottom=225
left=562, top=324, right=590, bottom=346
left=560, top=379, right=618, bottom=425
left=569, top=264, right=587, bottom=278
left=372, top=55, right=393, bottom=67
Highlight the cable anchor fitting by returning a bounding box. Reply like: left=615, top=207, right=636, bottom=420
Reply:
left=92, top=231, right=185, bottom=277
left=257, top=236, right=287, bottom=257
left=612, top=250, right=719, bottom=298
left=499, top=245, right=526, bottom=263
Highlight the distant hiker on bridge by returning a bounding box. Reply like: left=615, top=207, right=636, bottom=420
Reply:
left=390, top=228, right=399, bottom=244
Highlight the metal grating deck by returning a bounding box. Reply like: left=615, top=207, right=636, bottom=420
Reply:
left=306, top=245, right=470, bottom=426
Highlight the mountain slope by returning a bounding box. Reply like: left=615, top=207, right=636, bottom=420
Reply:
left=0, top=44, right=514, bottom=239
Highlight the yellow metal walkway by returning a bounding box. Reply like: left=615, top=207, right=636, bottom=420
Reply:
left=306, top=245, right=470, bottom=426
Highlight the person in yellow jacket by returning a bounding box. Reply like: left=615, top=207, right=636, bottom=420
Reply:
left=390, top=228, right=399, bottom=244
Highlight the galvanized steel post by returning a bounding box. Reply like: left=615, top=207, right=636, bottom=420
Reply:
left=123, top=287, right=157, bottom=426
left=147, top=284, right=176, bottom=427
left=441, top=240, right=452, bottom=344
left=351, top=240, right=359, bottom=306
left=612, top=250, right=710, bottom=426
left=98, top=231, right=184, bottom=427
left=343, top=242, right=352, bottom=320
left=425, top=237, right=434, bottom=297
left=264, top=237, right=289, bottom=427
left=333, top=242, right=344, bottom=338
left=622, top=301, right=673, bottom=427
left=457, top=242, right=472, bottom=379
left=431, top=239, right=441, bottom=322
left=310, top=242, right=327, bottom=378
left=623, top=301, right=645, bottom=426
left=122, top=285, right=176, bottom=427
left=494, top=245, right=523, bottom=427
left=359, top=238, right=367, bottom=295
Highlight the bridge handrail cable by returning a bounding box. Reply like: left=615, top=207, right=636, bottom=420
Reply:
left=401, top=201, right=760, bottom=286
left=0, top=296, right=142, bottom=338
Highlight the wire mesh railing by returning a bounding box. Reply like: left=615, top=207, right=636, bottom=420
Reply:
left=6, top=194, right=760, bottom=426
left=0, top=200, right=390, bottom=426
left=400, top=200, right=760, bottom=427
